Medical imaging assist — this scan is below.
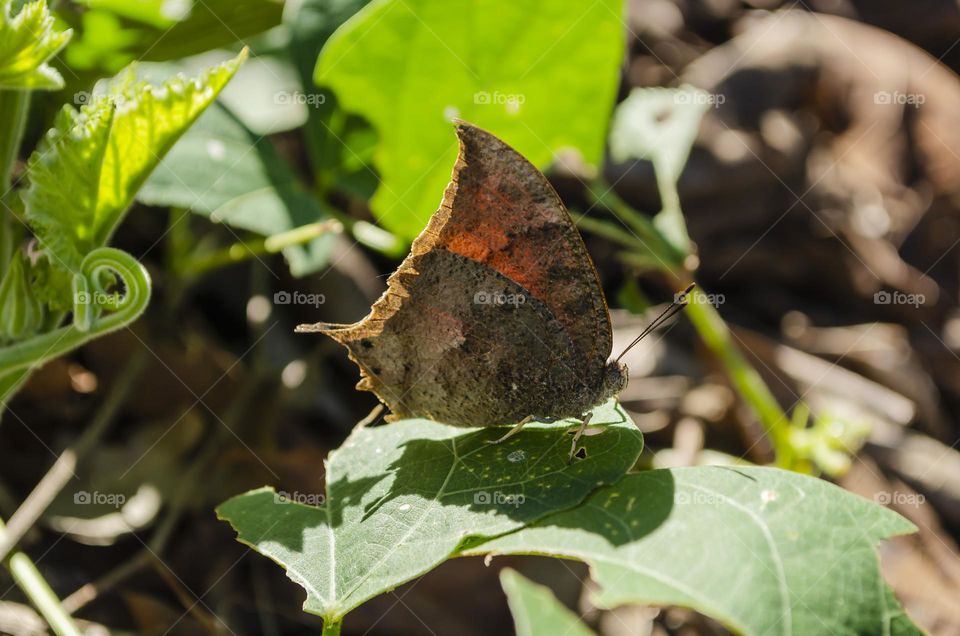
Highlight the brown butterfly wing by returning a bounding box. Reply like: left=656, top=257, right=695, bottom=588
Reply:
left=429, top=122, right=614, bottom=373
left=326, top=249, right=604, bottom=425
left=301, top=122, right=615, bottom=424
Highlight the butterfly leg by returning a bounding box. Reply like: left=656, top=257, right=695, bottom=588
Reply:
left=486, top=415, right=536, bottom=445
left=567, top=412, right=594, bottom=464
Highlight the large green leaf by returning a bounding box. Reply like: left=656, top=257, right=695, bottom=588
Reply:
left=501, top=569, right=596, bottom=636
left=314, top=0, right=624, bottom=239
left=138, top=101, right=336, bottom=276
left=217, top=401, right=642, bottom=625
left=472, top=466, right=920, bottom=636
left=22, top=51, right=246, bottom=283
left=0, top=0, right=71, bottom=90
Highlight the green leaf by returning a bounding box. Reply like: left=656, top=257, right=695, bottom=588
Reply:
left=138, top=101, right=336, bottom=276
left=501, top=569, right=596, bottom=636
left=287, top=0, right=377, bottom=199
left=609, top=86, right=711, bottom=186
left=22, top=51, right=246, bottom=287
left=63, top=0, right=282, bottom=72
left=607, top=85, right=714, bottom=253
left=0, top=250, right=43, bottom=341
left=315, top=0, right=624, bottom=239
left=0, top=0, right=71, bottom=90
left=217, top=401, right=642, bottom=624
left=136, top=0, right=282, bottom=63
left=76, top=0, right=190, bottom=29
left=472, top=466, right=921, bottom=636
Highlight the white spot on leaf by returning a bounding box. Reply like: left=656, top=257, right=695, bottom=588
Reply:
left=206, top=139, right=227, bottom=161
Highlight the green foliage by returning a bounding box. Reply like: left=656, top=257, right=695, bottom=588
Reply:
left=0, top=51, right=246, bottom=419
left=609, top=85, right=711, bottom=192
left=473, top=467, right=919, bottom=636
left=22, top=51, right=246, bottom=305
left=0, top=3, right=923, bottom=633
left=287, top=0, right=376, bottom=197
left=608, top=85, right=714, bottom=254
left=600, top=86, right=833, bottom=472
left=217, top=401, right=642, bottom=624
left=0, top=250, right=42, bottom=341
left=315, top=0, right=625, bottom=239
left=787, top=404, right=871, bottom=476
left=138, top=102, right=337, bottom=276
left=501, top=569, right=596, bottom=636
left=63, top=0, right=282, bottom=72
left=0, top=0, right=71, bottom=90
left=219, top=404, right=920, bottom=634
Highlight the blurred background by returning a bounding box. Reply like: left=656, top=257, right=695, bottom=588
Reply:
left=3, top=0, right=960, bottom=633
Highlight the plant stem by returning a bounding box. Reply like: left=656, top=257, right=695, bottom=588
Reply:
left=179, top=219, right=342, bottom=277
left=651, top=169, right=691, bottom=254
left=676, top=277, right=794, bottom=467
left=0, top=90, right=30, bottom=194
left=1, top=520, right=80, bottom=636
left=574, top=213, right=647, bottom=250
left=322, top=619, right=342, bottom=636
left=585, top=180, right=684, bottom=266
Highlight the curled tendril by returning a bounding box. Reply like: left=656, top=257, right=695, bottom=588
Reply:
left=0, top=247, right=151, bottom=374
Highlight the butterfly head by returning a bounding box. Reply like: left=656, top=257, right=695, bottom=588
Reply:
left=599, top=359, right=629, bottom=402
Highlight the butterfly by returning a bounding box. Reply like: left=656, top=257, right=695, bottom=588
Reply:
left=298, top=122, right=689, bottom=460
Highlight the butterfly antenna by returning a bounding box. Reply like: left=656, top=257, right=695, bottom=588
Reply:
left=615, top=283, right=695, bottom=363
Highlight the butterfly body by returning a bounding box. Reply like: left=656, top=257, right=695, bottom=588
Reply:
left=299, top=122, right=627, bottom=427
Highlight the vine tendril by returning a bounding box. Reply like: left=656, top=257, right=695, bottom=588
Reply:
left=0, top=248, right=151, bottom=375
